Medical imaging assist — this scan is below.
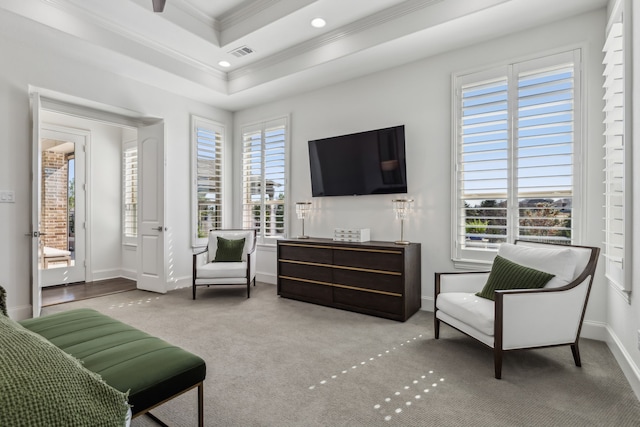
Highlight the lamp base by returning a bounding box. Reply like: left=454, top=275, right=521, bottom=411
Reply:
left=297, top=235, right=310, bottom=239
left=394, top=240, right=410, bottom=245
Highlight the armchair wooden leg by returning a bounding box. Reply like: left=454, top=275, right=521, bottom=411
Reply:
left=192, top=283, right=196, bottom=300
left=494, top=348, right=503, bottom=379
left=247, top=281, right=251, bottom=298
left=434, top=317, right=440, bottom=339
left=571, top=343, right=581, bottom=367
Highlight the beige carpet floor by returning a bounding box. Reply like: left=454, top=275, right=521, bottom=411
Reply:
left=43, top=282, right=640, bottom=427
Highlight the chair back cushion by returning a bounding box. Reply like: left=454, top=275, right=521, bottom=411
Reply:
left=498, top=242, right=583, bottom=288
left=208, top=230, right=254, bottom=263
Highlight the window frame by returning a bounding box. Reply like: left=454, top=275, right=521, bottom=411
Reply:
left=191, top=115, right=225, bottom=248
left=451, top=49, right=584, bottom=266
left=240, top=116, right=289, bottom=246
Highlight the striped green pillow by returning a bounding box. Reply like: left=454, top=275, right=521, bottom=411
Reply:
left=476, top=255, right=555, bottom=301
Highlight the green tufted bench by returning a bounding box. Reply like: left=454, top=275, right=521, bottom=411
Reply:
left=19, top=308, right=206, bottom=426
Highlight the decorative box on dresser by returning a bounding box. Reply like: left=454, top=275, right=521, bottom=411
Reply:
left=277, top=237, right=421, bottom=321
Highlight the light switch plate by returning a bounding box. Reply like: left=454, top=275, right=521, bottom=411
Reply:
left=0, top=191, right=15, bottom=203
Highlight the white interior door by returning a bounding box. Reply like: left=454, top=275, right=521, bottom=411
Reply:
left=39, top=126, right=87, bottom=287
left=137, top=121, right=166, bottom=293
left=30, top=92, right=42, bottom=317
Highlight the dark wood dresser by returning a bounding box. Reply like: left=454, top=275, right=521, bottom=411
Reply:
left=277, top=238, right=421, bottom=321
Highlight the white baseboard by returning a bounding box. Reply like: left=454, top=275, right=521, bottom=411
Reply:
left=580, top=319, right=608, bottom=341
left=605, top=325, right=640, bottom=401
left=8, top=305, right=32, bottom=321
left=120, top=269, right=136, bottom=281
left=257, top=271, right=277, bottom=285
left=91, top=269, right=124, bottom=282
left=166, top=276, right=191, bottom=291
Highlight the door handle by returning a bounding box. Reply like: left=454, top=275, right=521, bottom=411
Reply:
left=25, top=231, right=47, bottom=237
left=153, top=226, right=165, bottom=232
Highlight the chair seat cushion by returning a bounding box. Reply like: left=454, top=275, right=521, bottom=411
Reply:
left=436, top=292, right=494, bottom=336
left=197, top=261, right=247, bottom=279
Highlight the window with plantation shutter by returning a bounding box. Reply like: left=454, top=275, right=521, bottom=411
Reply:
left=123, top=143, right=137, bottom=245
left=192, top=116, right=224, bottom=247
left=242, top=117, right=287, bottom=243
left=453, top=50, right=582, bottom=264
left=603, top=9, right=631, bottom=295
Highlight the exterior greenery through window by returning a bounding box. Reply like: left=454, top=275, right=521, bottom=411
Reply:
left=453, top=50, right=581, bottom=262
left=192, top=116, right=223, bottom=247
left=241, top=117, right=287, bottom=242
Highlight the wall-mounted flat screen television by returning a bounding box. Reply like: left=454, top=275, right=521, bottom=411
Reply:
left=308, top=125, right=408, bottom=197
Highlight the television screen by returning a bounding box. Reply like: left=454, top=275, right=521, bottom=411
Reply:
left=308, top=125, right=408, bottom=197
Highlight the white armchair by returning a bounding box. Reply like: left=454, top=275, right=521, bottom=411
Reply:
left=435, top=240, right=600, bottom=379
left=192, top=229, right=257, bottom=300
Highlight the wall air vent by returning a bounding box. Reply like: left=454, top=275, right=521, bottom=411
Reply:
left=229, top=46, right=254, bottom=57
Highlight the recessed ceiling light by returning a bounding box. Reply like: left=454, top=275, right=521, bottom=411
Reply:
left=219, top=61, right=231, bottom=68
left=311, top=18, right=326, bottom=28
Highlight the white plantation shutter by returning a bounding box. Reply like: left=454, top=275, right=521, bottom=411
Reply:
left=453, top=50, right=581, bottom=263
left=123, top=144, right=137, bottom=243
left=192, top=116, right=224, bottom=246
left=603, top=19, right=630, bottom=293
left=514, top=53, right=578, bottom=243
left=457, top=75, right=509, bottom=252
left=242, top=117, right=287, bottom=242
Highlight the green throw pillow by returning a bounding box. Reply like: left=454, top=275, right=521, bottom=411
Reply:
left=213, top=237, right=245, bottom=262
left=476, top=255, right=555, bottom=301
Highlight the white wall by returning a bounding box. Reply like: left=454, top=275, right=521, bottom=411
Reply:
left=234, top=10, right=607, bottom=328
left=0, top=28, right=232, bottom=319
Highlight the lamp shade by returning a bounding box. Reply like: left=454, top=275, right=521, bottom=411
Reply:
left=392, top=198, right=413, bottom=220
left=295, top=201, right=312, bottom=219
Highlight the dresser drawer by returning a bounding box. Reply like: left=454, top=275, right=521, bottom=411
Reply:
left=279, top=261, right=332, bottom=283
left=279, top=243, right=333, bottom=264
left=333, top=247, right=404, bottom=273
left=333, top=268, right=403, bottom=295
left=333, top=287, right=403, bottom=316
left=279, top=277, right=332, bottom=303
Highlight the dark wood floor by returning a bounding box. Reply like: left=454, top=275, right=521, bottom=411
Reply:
left=42, top=277, right=137, bottom=307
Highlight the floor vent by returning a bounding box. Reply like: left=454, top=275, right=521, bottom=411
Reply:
left=229, top=46, right=254, bottom=57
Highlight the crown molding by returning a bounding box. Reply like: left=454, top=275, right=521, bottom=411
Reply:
left=175, top=0, right=221, bottom=32
left=218, top=0, right=279, bottom=31
left=228, top=0, right=444, bottom=81
left=43, top=0, right=226, bottom=80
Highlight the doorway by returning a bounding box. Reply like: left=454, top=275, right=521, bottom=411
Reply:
left=39, top=126, right=87, bottom=287
left=30, top=92, right=167, bottom=316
